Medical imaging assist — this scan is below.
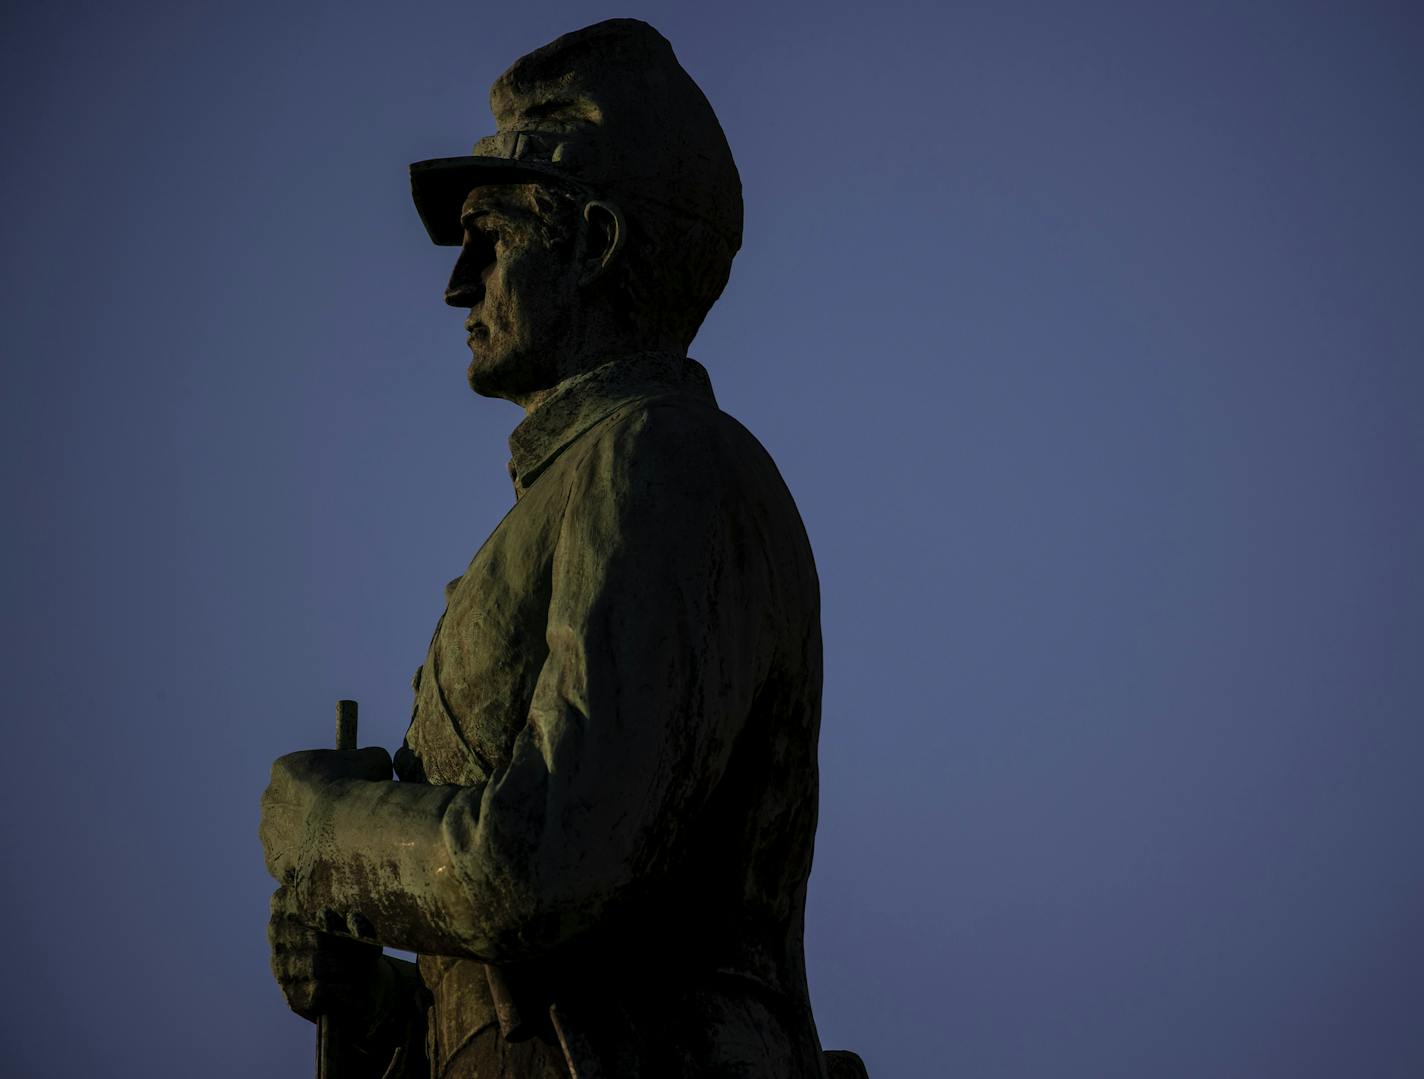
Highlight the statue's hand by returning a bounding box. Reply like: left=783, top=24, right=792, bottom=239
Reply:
left=268, top=886, right=386, bottom=1024
left=259, top=746, right=393, bottom=883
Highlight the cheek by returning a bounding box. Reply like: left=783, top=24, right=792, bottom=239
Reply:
left=513, top=270, right=574, bottom=328
left=483, top=272, right=519, bottom=327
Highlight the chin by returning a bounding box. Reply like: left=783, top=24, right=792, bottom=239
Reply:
left=467, top=353, right=538, bottom=404
left=466, top=358, right=515, bottom=400
left=466, top=345, right=558, bottom=402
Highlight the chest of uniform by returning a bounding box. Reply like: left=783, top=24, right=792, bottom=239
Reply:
left=407, top=473, right=567, bottom=786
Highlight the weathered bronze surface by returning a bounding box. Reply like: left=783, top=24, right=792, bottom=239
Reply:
left=259, top=19, right=866, bottom=1077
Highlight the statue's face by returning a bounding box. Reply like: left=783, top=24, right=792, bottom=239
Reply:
left=445, top=187, right=582, bottom=403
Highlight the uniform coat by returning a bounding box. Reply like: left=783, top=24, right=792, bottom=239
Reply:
left=291, top=353, right=828, bottom=1077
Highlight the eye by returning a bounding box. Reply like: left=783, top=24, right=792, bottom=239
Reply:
left=460, top=223, right=498, bottom=265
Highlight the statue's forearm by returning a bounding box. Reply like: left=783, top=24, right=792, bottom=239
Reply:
left=291, top=778, right=489, bottom=958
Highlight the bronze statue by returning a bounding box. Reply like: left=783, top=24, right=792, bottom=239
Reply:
left=259, top=19, right=867, bottom=1078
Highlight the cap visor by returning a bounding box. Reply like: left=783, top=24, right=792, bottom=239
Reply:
left=409, top=156, right=568, bottom=245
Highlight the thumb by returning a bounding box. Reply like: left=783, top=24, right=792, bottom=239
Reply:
left=348, top=745, right=394, bottom=782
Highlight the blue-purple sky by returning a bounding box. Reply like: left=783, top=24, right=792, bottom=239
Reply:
left=3, top=2, right=1422, bottom=1076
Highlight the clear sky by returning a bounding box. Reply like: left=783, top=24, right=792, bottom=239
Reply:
left=2, top=2, right=1422, bottom=1076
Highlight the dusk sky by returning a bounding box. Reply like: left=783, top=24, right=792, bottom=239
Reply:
left=3, top=2, right=1422, bottom=1076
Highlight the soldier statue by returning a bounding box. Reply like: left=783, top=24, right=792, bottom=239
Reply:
left=259, top=19, right=867, bottom=1078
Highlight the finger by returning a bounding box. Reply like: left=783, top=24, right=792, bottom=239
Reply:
left=341, top=746, right=394, bottom=782
left=272, top=747, right=393, bottom=786
left=270, top=884, right=304, bottom=922
left=258, top=810, right=305, bottom=881
left=269, top=886, right=315, bottom=931
left=268, top=912, right=320, bottom=949
left=261, top=841, right=298, bottom=884
left=270, top=945, right=378, bottom=1019
left=276, top=971, right=321, bottom=1020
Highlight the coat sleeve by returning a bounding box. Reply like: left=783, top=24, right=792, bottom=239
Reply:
left=291, top=406, right=772, bottom=961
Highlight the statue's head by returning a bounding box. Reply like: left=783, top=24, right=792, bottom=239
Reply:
left=410, top=19, right=742, bottom=404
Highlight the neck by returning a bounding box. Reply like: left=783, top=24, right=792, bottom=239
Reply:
left=512, top=326, right=681, bottom=416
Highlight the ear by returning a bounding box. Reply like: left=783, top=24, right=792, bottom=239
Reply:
left=580, top=200, right=625, bottom=286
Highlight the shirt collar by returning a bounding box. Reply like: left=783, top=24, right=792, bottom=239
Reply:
left=507, top=352, right=717, bottom=494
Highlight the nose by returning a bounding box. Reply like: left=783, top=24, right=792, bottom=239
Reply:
left=444, top=230, right=496, bottom=308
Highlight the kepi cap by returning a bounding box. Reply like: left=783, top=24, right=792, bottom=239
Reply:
left=410, top=19, right=742, bottom=253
